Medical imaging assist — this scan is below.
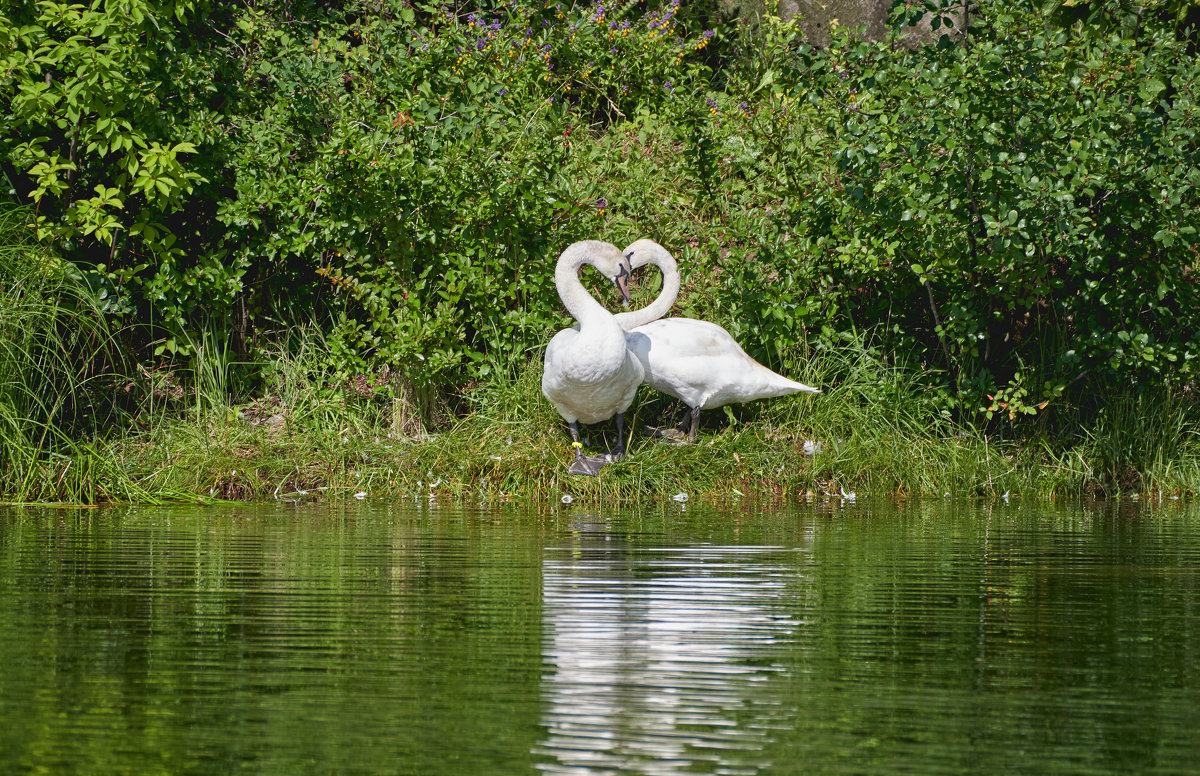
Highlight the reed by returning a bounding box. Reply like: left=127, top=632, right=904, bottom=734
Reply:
left=1076, top=388, right=1200, bottom=496
left=0, top=208, right=137, bottom=503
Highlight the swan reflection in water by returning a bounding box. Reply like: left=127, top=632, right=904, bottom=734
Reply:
left=534, top=529, right=809, bottom=775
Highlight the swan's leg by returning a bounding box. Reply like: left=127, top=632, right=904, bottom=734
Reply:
left=569, top=421, right=586, bottom=462
left=687, top=405, right=702, bottom=443
left=610, top=412, right=627, bottom=461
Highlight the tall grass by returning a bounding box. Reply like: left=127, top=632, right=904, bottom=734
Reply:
left=0, top=208, right=134, bottom=502
left=1076, top=389, right=1200, bottom=496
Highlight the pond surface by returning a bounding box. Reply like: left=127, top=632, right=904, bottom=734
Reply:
left=1, top=499, right=1199, bottom=774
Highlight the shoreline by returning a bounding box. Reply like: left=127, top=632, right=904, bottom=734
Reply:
left=7, top=362, right=1197, bottom=506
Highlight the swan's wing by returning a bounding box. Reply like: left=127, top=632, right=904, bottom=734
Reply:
left=630, top=318, right=818, bottom=408
left=542, top=327, right=580, bottom=417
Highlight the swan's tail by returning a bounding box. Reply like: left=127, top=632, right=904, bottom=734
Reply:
left=748, top=372, right=820, bottom=400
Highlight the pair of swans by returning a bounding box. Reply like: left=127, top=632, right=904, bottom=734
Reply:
left=541, top=239, right=819, bottom=475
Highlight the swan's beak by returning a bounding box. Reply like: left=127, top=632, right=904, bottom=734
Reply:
left=613, top=266, right=632, bottom=307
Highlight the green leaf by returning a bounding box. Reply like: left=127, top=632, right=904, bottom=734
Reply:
left=1139, top=77, right=1166, bottom=102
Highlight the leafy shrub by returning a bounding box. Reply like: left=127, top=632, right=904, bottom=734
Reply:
left=0, top=0, right=224, bottom=349
left=684, top=1, right=1200, bottom=425
left=204, top=0, right=716, bottom=387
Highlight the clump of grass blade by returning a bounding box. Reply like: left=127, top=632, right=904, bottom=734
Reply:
left=0, top=208, right=135, bottom=503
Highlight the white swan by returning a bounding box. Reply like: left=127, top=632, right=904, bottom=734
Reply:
left=615, top=239, right=820, bottom=442
left=542, top=240, right=645, bottom=474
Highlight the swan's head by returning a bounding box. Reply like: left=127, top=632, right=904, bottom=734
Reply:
left=622, top=239, right=676, bottom=273
left=611, top=258, right=633, bottom=306
left=555, top=240, right=634, bottom=306
left=587, top=241, right=634, bottom=307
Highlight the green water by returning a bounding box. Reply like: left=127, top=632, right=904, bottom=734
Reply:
left=1, top=500, right=1198, bottom=774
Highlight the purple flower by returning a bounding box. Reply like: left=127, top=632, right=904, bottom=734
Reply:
left=620, top=20, right=630, bottom=29
left=476, top=38, right=486, bottom=50
left=664, top=81, right=673, bottom=90
left=595, top=197, right=608, bottom=209
left=542, top=19, right=549, bottom=27
left=706, top=97, right=717, bottom=108
left=455, top=46, right=462, bottom=53
left=490, top=21, right=501, bottom=30
left=542, top=43, right=552, bottom=52
left=703, top=29, right=715, bottom=38
left=500, top=88, right=508, bottom=96
left=548, top=96, right=554, bottom=104
left=609, top=47, right=617, bottom=54
left=738, top=102, right=748, bottom=112
left=648, top=19, right=660, bottom=29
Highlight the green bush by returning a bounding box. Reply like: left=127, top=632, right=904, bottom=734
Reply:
left=704, top=1, right=1200, bottom=424
left=0, top=0, right=222, bottom=348
left=213, top=0, right=713, bottom=388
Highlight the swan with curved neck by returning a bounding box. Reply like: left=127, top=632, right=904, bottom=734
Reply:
left=616, top=239, right=820, bottom=442
left=542, top=240, right=645, bottom=474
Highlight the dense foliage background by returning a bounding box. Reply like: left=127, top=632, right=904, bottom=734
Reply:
left=2, top=0, right=1198, bottom=436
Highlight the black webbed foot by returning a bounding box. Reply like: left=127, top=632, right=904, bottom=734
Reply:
left=567, top=455, right=609, bottom=477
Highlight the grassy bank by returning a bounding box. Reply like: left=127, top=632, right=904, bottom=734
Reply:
left=4, top=325, right=1191, bottom=507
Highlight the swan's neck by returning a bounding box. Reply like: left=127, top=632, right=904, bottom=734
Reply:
left=614, top=251, right=679, bottom=330
left=556, top=248, right=620, bottom=331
